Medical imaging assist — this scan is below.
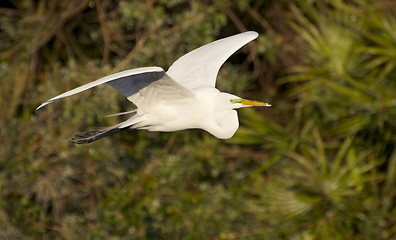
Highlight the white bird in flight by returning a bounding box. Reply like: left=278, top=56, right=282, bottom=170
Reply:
left=37, top=31, right=271, bottom=144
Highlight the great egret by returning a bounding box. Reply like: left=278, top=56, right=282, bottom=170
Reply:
left=37, top=31, right=271, bottom=144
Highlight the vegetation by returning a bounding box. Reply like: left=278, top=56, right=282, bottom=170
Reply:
left=1, top=0, right=395, bottom=239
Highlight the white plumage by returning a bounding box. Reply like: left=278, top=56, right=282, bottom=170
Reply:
left=37, top=31, right=271, bottom=144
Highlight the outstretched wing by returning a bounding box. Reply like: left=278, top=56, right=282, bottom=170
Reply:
left=166, top=31, right=258, bottom=90
left=128, top=73, right=194, bottom=111
left=36, top=67, right=164, bottom=110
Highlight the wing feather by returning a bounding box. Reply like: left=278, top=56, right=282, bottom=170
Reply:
left=166, top=31, right=258, bottom=90
left=128, top=73, right=194, bottom=111
left=36, top=67, right=164, bottom=110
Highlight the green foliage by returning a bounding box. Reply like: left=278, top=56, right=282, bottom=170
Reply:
left=232, top=1, right=396, bottom=239
left=1, top=0, right=396, bottom=239
left=90, top=137, right=262, bottom=239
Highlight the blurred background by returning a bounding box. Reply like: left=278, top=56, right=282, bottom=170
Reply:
left=1, top=0, right=396, bottom=239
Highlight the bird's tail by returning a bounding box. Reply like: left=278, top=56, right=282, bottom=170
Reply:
left=69, top=115, right=142, bottom=144
left=69, top=126, right=122, bottom=144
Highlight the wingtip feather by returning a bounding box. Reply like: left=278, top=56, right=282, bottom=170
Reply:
left=243, top=31, right=259, bottom=40
left=36, top=99, right=56, bottom=110
left=36, top=102, right=49, bottom=110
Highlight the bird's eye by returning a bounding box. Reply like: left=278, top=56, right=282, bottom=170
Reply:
left=229, top=99, right=242, bottom=104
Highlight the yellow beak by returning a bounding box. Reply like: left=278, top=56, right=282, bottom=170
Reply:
left=240, top=99, right=271, bottom=107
